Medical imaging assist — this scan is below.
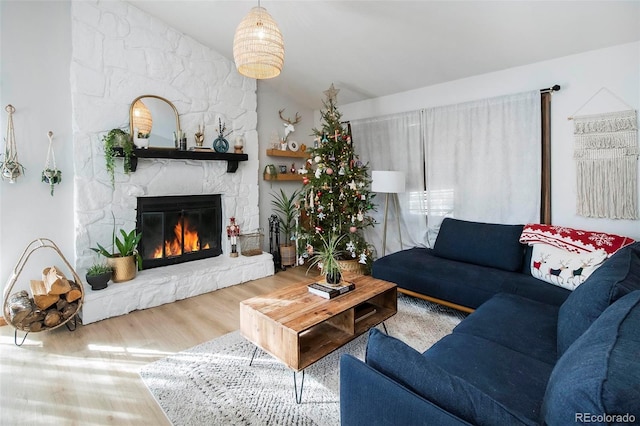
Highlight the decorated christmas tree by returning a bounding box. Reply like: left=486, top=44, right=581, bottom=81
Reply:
left=297, top=84, right=375, bottom=268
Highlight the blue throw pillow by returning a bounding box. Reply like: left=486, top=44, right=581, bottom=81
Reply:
left=557, top=242, right=640, bottom=356
left=433, top=218, right=525, bottom=272
left=365, top=328, right=529, bottom=425
left=542, top=291, right=640, bottom=425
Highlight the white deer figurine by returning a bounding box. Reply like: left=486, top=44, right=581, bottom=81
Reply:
left=279, top=109, right=301, bottom=141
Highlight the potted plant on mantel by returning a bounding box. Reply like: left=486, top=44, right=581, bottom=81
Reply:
left=102, top=128, right=134, bottom=187
left=91, top=229, right=142, bottom=283
left=271, top=188, right=301, bottom=267
left=85, top=262, right=112, bottom=291
left=307, top=233, right=347, bottom=284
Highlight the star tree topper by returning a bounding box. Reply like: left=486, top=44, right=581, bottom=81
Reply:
left=323, top=83, right=340, bottom=104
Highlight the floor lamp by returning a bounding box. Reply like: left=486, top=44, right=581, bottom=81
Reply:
left=371, top=171, right=405, bottom=256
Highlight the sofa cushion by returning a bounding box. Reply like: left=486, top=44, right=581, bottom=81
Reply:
left=542, top=291, right=640, bottom=425
left=433, top=218, right=525, bottom=272
left=423, top=332, right=553, bottom=425
left=372, top=248, right=570, bottom=309
left=557, top=242, right=640, bottom=356
left=453, top=293, right=559, bottom=364
left=365, top=328, right=535, bottom=425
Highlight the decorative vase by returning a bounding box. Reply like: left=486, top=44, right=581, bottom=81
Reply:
left=86, top=272, right=111, bottom=291
left=107, top=255, right=137, bottom=283
left=213, top=136, right=229, bottom=153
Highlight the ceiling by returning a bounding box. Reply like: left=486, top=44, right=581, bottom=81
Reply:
left=128, top=1, right=640, bottom=110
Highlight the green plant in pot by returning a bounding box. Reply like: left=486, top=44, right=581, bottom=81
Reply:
left=307, top=233, right=346, bottom=284
left=85, top=262, right=112, bottom=291
left=271, top=188, right=301, bottom=267
left=103, top=128, right=134, bottom=187
left=91, top=229, right=142, bottom=283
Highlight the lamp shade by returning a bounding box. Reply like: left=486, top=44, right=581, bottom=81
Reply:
left=371, top=171, right=406, bottom=193
left=233, top=6, right=284, bottom=80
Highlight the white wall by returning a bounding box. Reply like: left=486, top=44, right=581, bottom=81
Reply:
left=341, top=41, right=640, bottom=240
left=0, top=1, right=74, bottom=286
left=257, top=82, right=314, bottom=252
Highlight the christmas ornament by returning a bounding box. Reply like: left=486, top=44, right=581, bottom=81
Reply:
left=350, top=226, right=357, bottom=233
left=346, top=241, right=356, bottom=252
left=302, top=176, right=310, bottom=185
left=359, top=252, right=368, bottom=264
left=326, top=167, right=333, bottom=175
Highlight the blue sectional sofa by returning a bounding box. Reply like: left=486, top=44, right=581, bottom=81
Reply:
left=341, top=238, right=640, bottom=425
left=372, top=218, right=571, bottom=311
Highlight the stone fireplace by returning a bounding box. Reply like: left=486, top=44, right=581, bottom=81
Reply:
left=70, top=1, right=273, bottom=324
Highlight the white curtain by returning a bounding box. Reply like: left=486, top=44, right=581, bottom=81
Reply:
left=352, top=90, right=541, bottom=255
left=352, top=111, right=424, bottom=257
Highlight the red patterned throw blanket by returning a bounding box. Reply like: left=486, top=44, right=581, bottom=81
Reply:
left=519, top=224, right=634, bottom=257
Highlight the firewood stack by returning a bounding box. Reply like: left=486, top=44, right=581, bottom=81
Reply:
left=5, top=266, right=82, bottom=332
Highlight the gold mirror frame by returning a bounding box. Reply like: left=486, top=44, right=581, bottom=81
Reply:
left=129, top=95, right=181, bottom=149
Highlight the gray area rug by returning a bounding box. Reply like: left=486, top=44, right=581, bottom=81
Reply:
left=140, top=294, right=466, bottom=425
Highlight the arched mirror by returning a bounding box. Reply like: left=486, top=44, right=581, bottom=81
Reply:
left=130, top=95, right=181, bottom=149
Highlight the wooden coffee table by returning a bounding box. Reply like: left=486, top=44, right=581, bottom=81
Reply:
left=240, top=274, right=397, bottom=402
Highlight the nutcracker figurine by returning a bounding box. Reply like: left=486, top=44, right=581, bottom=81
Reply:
left=227, top=217, right=240, bottom=257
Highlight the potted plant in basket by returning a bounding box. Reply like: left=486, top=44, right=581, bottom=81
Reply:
left=103, top=128, right=134, bottom=187
left=85, top=263, right=112, bottom=291
left=271, top=188, right=301, bottom=267
left=91, top=228, right=142, bottom=283
left=307, top=233, right=347, bottom=284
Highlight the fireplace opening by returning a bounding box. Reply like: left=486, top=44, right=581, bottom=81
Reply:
left=136, top=194, right=222, bottom=269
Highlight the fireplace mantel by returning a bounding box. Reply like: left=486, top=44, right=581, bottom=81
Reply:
left=114, top=147, right=248, bottom=172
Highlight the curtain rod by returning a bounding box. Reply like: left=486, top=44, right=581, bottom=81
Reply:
left=541, top=85, right=561, bottom=93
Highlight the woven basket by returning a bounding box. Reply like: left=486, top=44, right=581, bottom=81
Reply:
left=338, top=259, right=365, bottom=275
left=239, top=232, right=263, bottom=256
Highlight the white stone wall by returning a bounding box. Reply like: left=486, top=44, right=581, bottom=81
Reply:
left=71, top=0, right=260, bottom=271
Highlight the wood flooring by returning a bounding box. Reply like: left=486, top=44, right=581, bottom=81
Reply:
left=0, top=266, right=312, bottom=425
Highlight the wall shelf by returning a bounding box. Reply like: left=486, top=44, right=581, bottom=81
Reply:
left=266, top=149, right=310, bottom=159
left=113, top=147, right=248, bottom=173
left=263, top=173, right=305, bottom=181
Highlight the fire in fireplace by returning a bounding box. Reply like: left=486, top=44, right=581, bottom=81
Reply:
left=136, top=194, right=222, bottom=269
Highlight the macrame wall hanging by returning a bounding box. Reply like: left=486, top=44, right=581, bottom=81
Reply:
left=1, top=104, right=25, bottom=183
left=572, top=90, right=639, bottom=219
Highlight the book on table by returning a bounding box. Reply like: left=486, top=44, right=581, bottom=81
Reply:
left=308, top=281, right=355, bottom=299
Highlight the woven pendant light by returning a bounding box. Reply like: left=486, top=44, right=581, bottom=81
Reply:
left=233, top=5, right=284, bottom=79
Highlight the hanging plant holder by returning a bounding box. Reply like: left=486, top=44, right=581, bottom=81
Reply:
left=1, top=104, right=25, bottom=183
left=41, top=131, right=62, bottom=196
